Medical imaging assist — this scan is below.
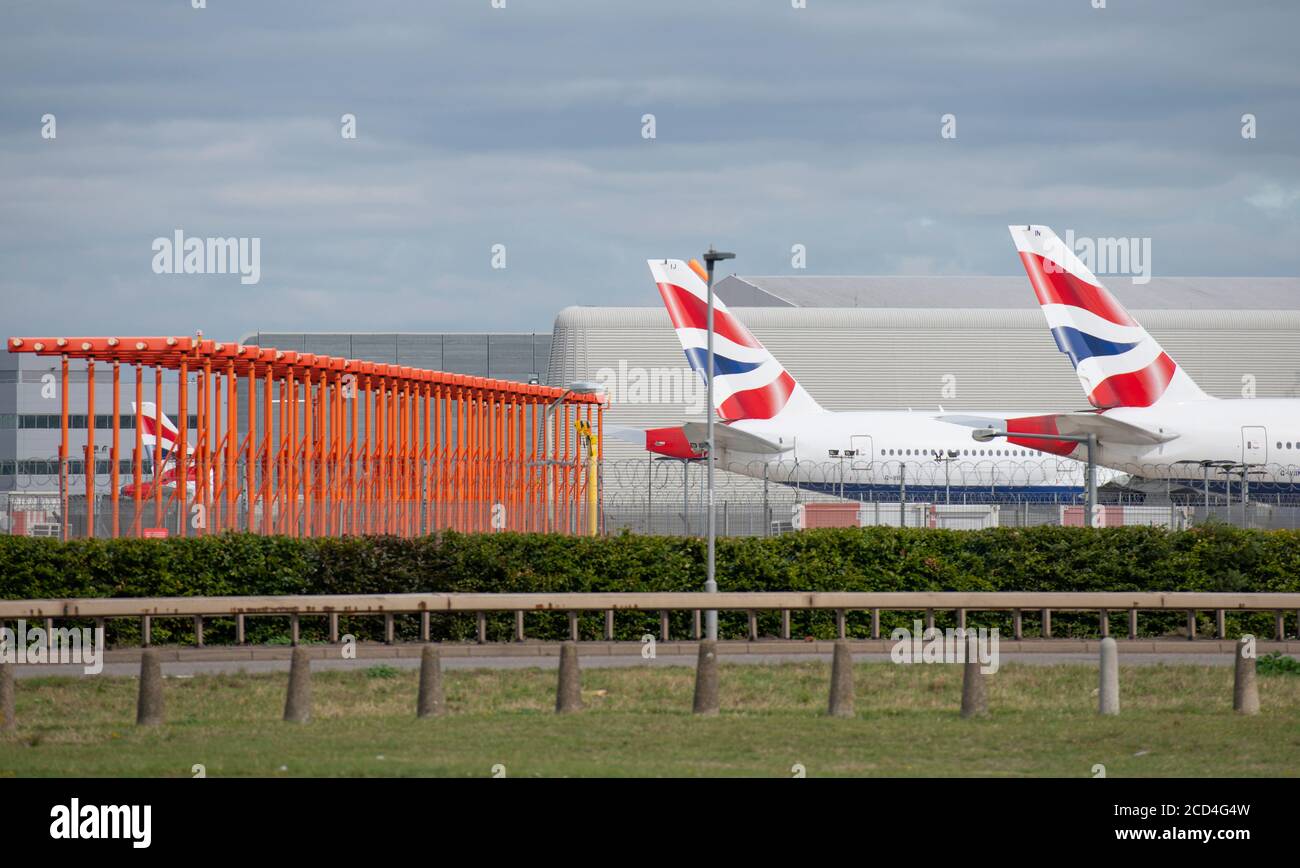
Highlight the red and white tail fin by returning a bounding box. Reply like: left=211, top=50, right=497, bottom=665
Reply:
left=1008, top=225, right=1210, bottom=409
left=133, top=401, right=194, bottom=457
left=647, top=259, right=823, bottom=422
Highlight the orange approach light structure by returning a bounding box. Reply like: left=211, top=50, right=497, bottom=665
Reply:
left=7, top=335, right=605, bottom=540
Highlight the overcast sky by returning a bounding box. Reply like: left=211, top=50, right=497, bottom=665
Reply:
left=1, top=0, right=1297, bottom=340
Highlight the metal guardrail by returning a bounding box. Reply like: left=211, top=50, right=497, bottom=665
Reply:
left=2, top=592, right=1297, bottom=645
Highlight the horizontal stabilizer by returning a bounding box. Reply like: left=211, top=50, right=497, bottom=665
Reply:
left=937, top=412, right=1176, bottom=448
left=605, top=422, right=788, bottom=459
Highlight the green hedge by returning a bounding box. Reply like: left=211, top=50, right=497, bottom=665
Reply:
left=1, top=525, right=1295, bottom=645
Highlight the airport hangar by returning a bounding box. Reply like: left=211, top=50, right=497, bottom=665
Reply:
left=547, top=274, right=1300, bottom=515
left=3, top=276, right=1300, bottom=518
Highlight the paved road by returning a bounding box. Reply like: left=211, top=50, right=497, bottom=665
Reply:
left=13, top=650, right=1287, bottom=679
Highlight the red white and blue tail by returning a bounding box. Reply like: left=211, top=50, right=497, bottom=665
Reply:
left=1008, top=226, right=1209, bottom=409
left=133, top=402, right=194, bottom=459
left=648, top=259, right=823, bottom=422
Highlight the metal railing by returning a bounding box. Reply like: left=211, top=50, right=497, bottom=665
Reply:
left=2, top=592, right=1296, bottom=647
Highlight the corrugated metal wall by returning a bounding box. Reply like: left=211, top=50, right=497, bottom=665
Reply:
left=549, top=306, right=1300, bottom=501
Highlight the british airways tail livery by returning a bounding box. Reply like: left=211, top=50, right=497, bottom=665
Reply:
left=1009, top=225, right=1209, bottom=409
left=649, top=259, right=823, bottom=422
left=981, top=224, right=1300, bottom=495
left=607, top=257, right=1107, bottom=503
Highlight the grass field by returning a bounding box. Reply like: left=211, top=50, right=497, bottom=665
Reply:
left=2, top=662, right=1297, bottom=777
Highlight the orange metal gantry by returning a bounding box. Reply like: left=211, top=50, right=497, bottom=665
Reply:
left=7, top=335, right=604, bottom=539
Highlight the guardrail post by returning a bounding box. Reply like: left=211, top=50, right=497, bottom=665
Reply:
left=871, top=608, right=880, bottom=640
left=956, top=608, right=966, bottom=632
left=383, top=614, right=395, bottom=645
left=924, top=609, right=934, bottom=632
left=136, top=647, right=164, bottom=726
left=1186, top=610, right=1196, bottom=641
left=236, top=614, right=246, bottom=645
left=1215, top=610, right=1225, bottom=640
left=659, top=611, right=670, bottom=642
left=604, top=610, right=614, bottom=641
left=692, top=610, right=702, bottom=640
left=1099, top=608, right=1108, bottom=639
left=0, top=660, right=15, bottom=733
left=747, top=610, right=758, bottom=641
left=781, top=609, right=791, bottom=640
left=1099, top=637, right=1119, bottom=715
left=1233, top=636, right=1259, bottom=715
left=1012, top=609, right=1022, bottom=641
left=515, top=611, right=525, bottom=642
left=290, top=614, right=300, bottom=647
left=284, top=647, right=311, bottom=723
left=556, top=642, right=582, bottom=714
left=416, top=645, right=445, bottom=718
left=692, top=640, right=719, bottom=716
left=835, top=609, right=846, bottom=640
left=960, top=635, right=987, bottom=718
left=1128, top=609, right=1137, bottom=641
left=476, top=612, right=487, bottom=644
left=421, top=611, right=431, bottom=643
left=568, top=611, right=579, bottom=642
left=1042, top=609, right=1051, bottom=639
left=1275, top=611, right=1285, bottom=640
left=193, top=615, right=204, bottom=648
left=142, top=616, right=152, bottom=648
left=828, top=640, right=854, bottom=718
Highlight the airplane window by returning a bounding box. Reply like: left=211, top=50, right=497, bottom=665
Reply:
left=1277, top=442, right=1283, bottom=450
left=1289, top=443, right=1294, bottom=449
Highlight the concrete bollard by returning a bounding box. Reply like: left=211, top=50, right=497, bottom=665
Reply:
left=283, top=646, right=312, bottom=723
left=827, top=640, right=854, bottom=718
left=960, top=634, right=987, bottom=718
left=416, top=645, right=446, bottom=718
left=0, top=661, right=15, bottom=733
left=555, top=641, right=582, bottom=714
left=1098, top=637, right=1120, bottom=715
left=692, top=639, right=720, bottom=716
left=1233, top=636, right=1260, bottom=715
left=135, top=648, right=164, bottom=726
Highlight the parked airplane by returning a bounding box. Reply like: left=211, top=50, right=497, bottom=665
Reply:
left=118, top=402, right=203, bottom=498
left=941, top=225, right=1300, bottom=496
left=606, top=258, right=1111, bottom=502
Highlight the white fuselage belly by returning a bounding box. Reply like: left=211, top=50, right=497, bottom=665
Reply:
left=715, top=411, right=1098, bottom=494
left=1101, top=399, right=1300, bottom=484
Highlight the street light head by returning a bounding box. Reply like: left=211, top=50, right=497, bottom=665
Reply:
left=703, top=246, right=735, bottom=265
left=565, top=380, right=605, bottom=395
left=972, top=427, right=1004, bottom=443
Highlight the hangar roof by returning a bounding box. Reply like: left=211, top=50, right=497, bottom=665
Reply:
left=713, top=275, right=1300, bottom=310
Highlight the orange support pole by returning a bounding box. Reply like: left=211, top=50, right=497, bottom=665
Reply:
left=176, top=359, right=186, bottom=538
left=245, top=361, right=255, bottom=533
left=261, top=366, right=273, bottom=535
left=154, top=367, right=163, bottom=530
left=59, top=356, right=69, bottom=541
left=133, top=363, right=143, bottom=537
left=303, top=368, right=314, bottom=537
left=85, top=359, right=96, bottom=538
left=111, top=361, right=120, bottom=538
left=226, top=359, right=237, bottom=532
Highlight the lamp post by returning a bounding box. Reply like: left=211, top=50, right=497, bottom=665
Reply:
left=536, top=381, right=603, bottom=532
left=974, top=428, right=1098, bottom=527
left=702, top=246, right=734, bottom=641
